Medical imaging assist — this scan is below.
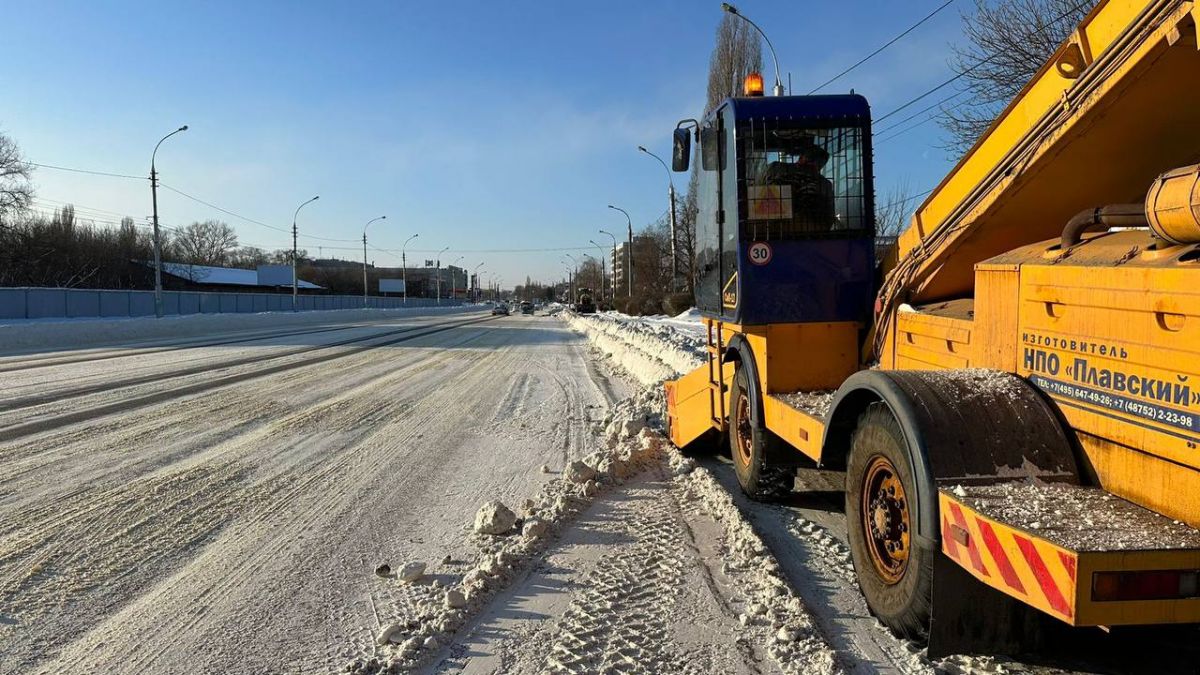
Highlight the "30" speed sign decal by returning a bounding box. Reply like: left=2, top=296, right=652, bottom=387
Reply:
left=748, top=241, right=772, bottom=266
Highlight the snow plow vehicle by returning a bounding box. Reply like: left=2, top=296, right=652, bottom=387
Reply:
left=666, top=0, right=1200, bottom=656
left=575, top=289, right=597, bottom=314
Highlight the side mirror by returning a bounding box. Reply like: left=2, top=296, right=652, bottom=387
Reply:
left=672, top=128, right=691, bottom=172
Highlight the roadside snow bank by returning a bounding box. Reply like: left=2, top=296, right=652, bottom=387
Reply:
left=562, top=310, right=704, bottom=386
left=351, top=387, right=840, bottom=674
left=0, top=304, right=481, bottom=355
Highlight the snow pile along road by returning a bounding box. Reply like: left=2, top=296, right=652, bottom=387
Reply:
left=562, top=309, right=704, bottom=385
left=353, top=387, right=839, bottom=674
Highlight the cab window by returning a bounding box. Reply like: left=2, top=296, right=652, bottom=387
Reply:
left=738, top=123, right=870, bottom=240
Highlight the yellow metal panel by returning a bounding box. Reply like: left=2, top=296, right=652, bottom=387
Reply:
left=1016, top=263, right=1200, bottom=487
left=894, top=311, right=973, bottom=371
left=665, top=364, right=719, bottom=449
left=731, top=322, right=860, bottom=394
left=1077, top=432, right=1200, bottom=529
left=763, top=395, right=826, bottom=462
left=973, top=264, right=1021, bottom=371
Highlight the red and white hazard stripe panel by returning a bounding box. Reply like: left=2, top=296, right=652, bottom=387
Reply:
left=939, top=491, right=1079, bottom=624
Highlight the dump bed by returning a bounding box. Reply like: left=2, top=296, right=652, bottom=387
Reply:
left=882, top=0, right=1200, bottom=319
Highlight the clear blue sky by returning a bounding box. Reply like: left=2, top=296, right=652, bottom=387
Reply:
left=4, top=1, right=966, bottom=287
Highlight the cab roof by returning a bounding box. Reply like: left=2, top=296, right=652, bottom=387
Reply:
left=718, top=93, right=871, bottom=125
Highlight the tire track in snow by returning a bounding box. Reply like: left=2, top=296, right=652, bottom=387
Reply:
left=4, top=325, right=503, bottom=672
left=0, top=314, right=497, bottom=442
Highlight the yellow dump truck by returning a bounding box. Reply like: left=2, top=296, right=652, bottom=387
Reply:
left=666, top=0, right=1200, bottom=654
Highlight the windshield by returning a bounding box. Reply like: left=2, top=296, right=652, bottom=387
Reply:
left=738, top=123, right=870, bottom=239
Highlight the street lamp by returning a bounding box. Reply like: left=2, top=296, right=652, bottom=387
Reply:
left=473, top=262, right=484, bottom=301
left=561, top=265, right=574, bottom=303
left=599, top=229, right=617, bottom=300
left=292, top=195, right=320, bottom=311
left=362, top=215, right=386, bottom=308
left=436, top=246, right=450, bottom=304
left=607, top=205, right=633, bottom=296
left=588, top=239, right=608, bottom=303
left=639, top=145, right=679, bottom=292
left=150, top=124, right=188, bottom=318
left=565, top=253, right=580, bottom=300
left=400, top=233, right=418, bottom=304
left=450, top=255, right=464, bottom=301
left=563, top=255, right=578, bottom=301
left=721, top=3, right=785, bottom=96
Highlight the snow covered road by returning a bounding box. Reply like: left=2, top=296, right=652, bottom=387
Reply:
left=5, top=308, right=1197, bottom=675
left=0, top=311, right=627, bottom=673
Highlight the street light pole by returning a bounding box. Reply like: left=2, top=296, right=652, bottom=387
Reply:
left=150, top=124, right=188, bottom=318
left=436, top=246, right=449, bottom=305
left=362, top=215, right=386, bottom=308
left=564, top=254, right=579, bottom=302
left=599, top=229, right=617, bottom=301
left=589, top=239, right=608, bottom=303
left=722, top=3, right=785, bottom=96
left=450, top=255, right=463, bottom=301
left=292, top=196, right=320, bottom=311
left=400, top=233, right=418, bottom=304
left=639, top=146, right=679, bottom=292
left=607, top=205, right=633, bottom=296
left=473, top=262, right=484, bottom=301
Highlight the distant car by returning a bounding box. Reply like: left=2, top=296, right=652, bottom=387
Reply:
left=520, top=302, right=534, bottom=315
left=491, top=304, right=510, bottom=316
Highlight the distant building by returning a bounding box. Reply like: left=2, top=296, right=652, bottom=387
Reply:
left=150, top=262, right=323, bottom=293
left=365, top=265, right=469, bottom=299
left=612, top=236, right=652, bottom=294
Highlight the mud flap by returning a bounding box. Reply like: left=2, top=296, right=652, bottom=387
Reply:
left=929, top=552, right=1049, bottom=659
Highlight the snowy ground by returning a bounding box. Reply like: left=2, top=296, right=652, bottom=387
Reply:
left=3, top=307, right=1196, bottom=674
left=0, top=310, right=619, bottom=673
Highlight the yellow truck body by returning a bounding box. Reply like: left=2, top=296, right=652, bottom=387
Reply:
left=666, top=0, right=1200, bottom=640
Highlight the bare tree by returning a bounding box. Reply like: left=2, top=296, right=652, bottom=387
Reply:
left=706, top=14, right=764, bottom=113
left=0, top=206, right=155, bottom=288
left=667, top=13, right=764, bottom=300
left=875, top=179, right=917, bottom=238
left=939, top=0, right=1095, bottom=155
left=172, top=219, right=239, bottom=266
left=676, top=173, right=699, bottom=292
left=0, top=132, right=33, bottom=217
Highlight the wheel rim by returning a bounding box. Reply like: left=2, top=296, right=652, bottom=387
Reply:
left=860, top=455, right=911, bottom=584
left=733, top=385, right=754, bottom=468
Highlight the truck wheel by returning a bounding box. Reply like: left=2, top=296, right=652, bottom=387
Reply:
left=729, top=365, right=792, bottom=500
left=846, top=402, right=932, bottom=641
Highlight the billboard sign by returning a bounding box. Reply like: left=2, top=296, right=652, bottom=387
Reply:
left=256, top=264, right=293, bottom=286
left=379, top=278, right=406, bottom=293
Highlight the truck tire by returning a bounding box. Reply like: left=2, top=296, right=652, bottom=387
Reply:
left=846, top=402, right=932, bottom=641
left=729, top=365, right=792, bottom=500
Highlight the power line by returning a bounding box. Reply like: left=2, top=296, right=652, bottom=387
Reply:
left=27, top=162, right=146, bottom=181
left=876, top=112, right=942, bottom=144
left=157, top=182, right=358, bottom=243
left=807, top=0, right=956, bottom=94
left=878, top=188, right=934, bottom=212
left=873, top=90, right=963, bottom=136
left=875, top=0, right=1093, bottom=124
